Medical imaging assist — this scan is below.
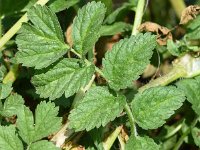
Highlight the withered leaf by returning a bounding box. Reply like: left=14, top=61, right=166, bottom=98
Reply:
left=139, top=22, right=172, bottom=45
left=180, top=5, right=200, bottom=24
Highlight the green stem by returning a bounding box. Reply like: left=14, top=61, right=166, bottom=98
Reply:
left=124, top=103, right=137, bottom=137
left=103, top=126, right=123, bottom=150
left=169, top=0, right=186, bottom=19
left=139, top=67, right=186, bottom=92
left=3, top=64, right=19, bottom=84
left=173, top=117, right=199, bottom=150
left=0, top=0, right=49, bottom=50
left=132, top=0, right=146, bottom=35
left=70, top=48, right=106, bottom=78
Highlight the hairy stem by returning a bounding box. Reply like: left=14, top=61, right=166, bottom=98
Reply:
left=139, top=67, right=186, bottom=92
left=132, top=0, right=146, bottom=35
left=169, top=0, right=186, bottom=19
left=173, top=117, right=199, bottom=150
left=0, top=0, right=49, bottom=49
left=124, top=103, right=137, bottom=137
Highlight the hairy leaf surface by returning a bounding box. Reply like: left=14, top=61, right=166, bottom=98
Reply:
left=16, top=5, right=69, bottom=69
left=29, top=140, right=59, bottom=150
left=17, top=101, right=61, bottom=144
left=0, top=82, right=13, bottom=99
left=0, top=126, right=23, bottom=150
left=131, top=86, right=185, bottom=129
left=103, top=33, right=156, bottom=90
left=32, top=58, right=95, bottom=100
left=126, top=136, right=160, bottom=150
left=177, top=76, right=200, bottom=115
left=68, top=86, right=125, bottom=131
left=1, top=93, right=24, bottom=117
left=72, top=1, right=106, bottom=55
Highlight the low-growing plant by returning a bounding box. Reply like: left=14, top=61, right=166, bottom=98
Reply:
left=0, top=0, right=200, bottom=150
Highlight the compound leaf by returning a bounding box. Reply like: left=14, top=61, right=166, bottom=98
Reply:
left=68, top=86, right=125, bottom=131
left=32, top=58, right=95, bottom=100
left=131, top=86, right=185, bottom=129
left=17, top=101, right=61, bottom=144
left=102, top=33, right=156, bottom=91
left=29, top=140, right=59, bottom=150
left=1, top=93, right=24, bottom=117
left=177, top=76, right=200, bottom=116
left=0, top=125, right=23, bottom=150
left=16, top=5, right=69, bottom=69
left=125, top=135, right=160, bottom=150
left=72, top=1, right=106, bottom=56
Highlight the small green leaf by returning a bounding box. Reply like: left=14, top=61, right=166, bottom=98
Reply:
left=1, top=93, right=24, bottom=117
left=29, top=140, right=59, bottom=150
left=100, top=22, right=132, bottom=36
left=0, top=82, right=13, bottom=99
left=192, top=127, right=200, bottom=147
left=32, top=58, right=95, bottom=100
left=48, top=0, right=79, bottom=13
left=125, top=135, right=160, bottom=150
left=68, top=86, right=125, bottom=131
left=104, top=3, right=133, bottom=24
left=17, top=101, right=61, bottom=144
left=102, top=33, right=156, bottom=90
left=177, top=76, right=200, bottom=116
left=0, top=125, right=23, bottom=150
left=16, top=5, right=69, bottom=69
left=72, top=1, right=106, bottom=56
left=131, top=86, right=185, bottom=129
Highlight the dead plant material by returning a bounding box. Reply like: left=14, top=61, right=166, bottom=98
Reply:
left=139, top=22, right=172, bottom=45
left=180, top=5, right=200, bottom=24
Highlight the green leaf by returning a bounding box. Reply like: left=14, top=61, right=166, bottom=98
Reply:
left=0, top=82, right=13, bottom=99
left=48, top=0, right=79, bottom=13
left=102, top=33, right=156, bottom=91
left=17, top=101, right=61, bottom=144
left=176, top=76, right=200, bottom=116
left=32, top=58, right=95, bottom=100
left=192, top=127, right=200, bottom=147
left=68, top=86, right=125, bottom=131
left=16, top=5, right=69, bottom=69
left=0, top=125, right=23, bottom=150
left=131, top=86, right=185, bottom=129
left=100, top=22, right=132, bottom=36
left=1, top=93, right=24, bottom=117
left=104, top=3, right=133, bottom=24
left=72, top=1, right=106, bottom=56
left=0, top=0, right=29, bottom=16
left=29, top=140, right=59, bottom=150
left=186, top=15, right=200, bottom=40
left=125, top=135, right=160, bottom=150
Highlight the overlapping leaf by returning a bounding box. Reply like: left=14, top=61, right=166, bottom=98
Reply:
left=125, top=136, right=160, bottom=150
left=177, top=76, right=200, bottom=115
left=131, top=86, right=185, bottom=129
left=16, top=5, right=69, bottom=69
left=32, top=58, right=95, bottom=100
left=68, top=86, right=125, bottom=131
left=72, top=1, right=106, bottom=55
left=29, top=140, right=59, bottom=150
left=0, top=125, right=23, bottom=150
left=102, top=33, right=156, bottom=90
left=1, top=93, right=24, bottom=117
left=17, top=101, right=61, bottom=144
left=0, top=82, right=13, bottom=99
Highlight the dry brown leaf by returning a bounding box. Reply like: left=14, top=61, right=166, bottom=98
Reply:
left=139, top=22, right=172, bottom=45
left=65, top=24, right=73, bottom=47
left=180, top=5, right=200, bottom=24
